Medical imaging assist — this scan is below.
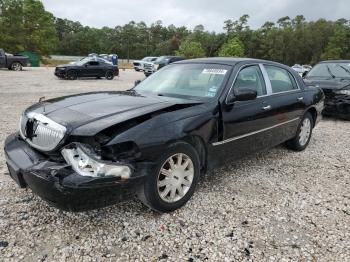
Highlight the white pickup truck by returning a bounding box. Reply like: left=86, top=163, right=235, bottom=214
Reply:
left=133, top=57, right=158, bottom=71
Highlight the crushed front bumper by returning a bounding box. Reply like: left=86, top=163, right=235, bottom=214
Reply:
left=4, top=133, right=147, bottom=211
left=323, top=94, right=350, bottom=120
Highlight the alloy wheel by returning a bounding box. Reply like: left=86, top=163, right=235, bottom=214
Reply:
left=299, top=118, right=311, bottom=146
left=157, top=153, right=194, bottom=203
left=106, top=71, right=114, bottom=80
left=11, top=62, right=22, bottom=71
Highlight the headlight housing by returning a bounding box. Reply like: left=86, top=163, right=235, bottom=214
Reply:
left=61, top=144, right=131, bottom=179
left=335, top=89, right=350, bottom=95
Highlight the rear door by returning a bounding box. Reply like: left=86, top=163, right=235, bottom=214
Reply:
left=261, top=64, right=306, bottom=141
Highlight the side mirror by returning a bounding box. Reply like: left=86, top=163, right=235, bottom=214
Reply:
left=227, top=88, right=257, bottom=103
left=134, top=80, right=142, bottom=86
left=302, top=71, right=308, bottom=78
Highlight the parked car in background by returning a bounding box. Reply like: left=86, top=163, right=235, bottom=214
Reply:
left=0, top=49, right=29, bottom=71
left=55, top=57, right=119, bottom=80
left=304, top=60, right=350, bottom=120
left=144, top=56, right=185, bottom=77
left=133, top=57, right=158, bottom=71
left=291, top=64, right=312, bottom=76
left=5, top=58, right=324, bottom=212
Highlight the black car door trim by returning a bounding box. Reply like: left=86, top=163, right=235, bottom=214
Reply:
left=212, top=117, right=300, bottom=146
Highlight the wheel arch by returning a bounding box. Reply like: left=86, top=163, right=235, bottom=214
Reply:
left=11, top=61, right=23, bottom=65
left=181, top=135, right=207, bottom=174
left=305, top=107, right=317, bottom=127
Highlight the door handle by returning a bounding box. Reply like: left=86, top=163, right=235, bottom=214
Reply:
left=297, top=97, right=304, bottom=101
left=262, top=105, right=272, bottom=110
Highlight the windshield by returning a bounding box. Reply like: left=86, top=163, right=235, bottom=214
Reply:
left=142, top=57, right=155, bottom=62
left=75, top=57, right=92, bottom=66
left=155, top=56, right=169, bottom=64
left=307, top=62, right=350, bottom=79
left=134, top=64, right=231, bottom=100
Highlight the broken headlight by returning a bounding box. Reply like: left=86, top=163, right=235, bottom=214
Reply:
left=335, top=89, right=350, bottom=95
left=61, top=144, right=131, bottom=179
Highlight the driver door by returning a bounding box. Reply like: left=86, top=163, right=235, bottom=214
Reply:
left=84, top=61, right=101, bottom=76
left=218, top=64, right=277, bottom=158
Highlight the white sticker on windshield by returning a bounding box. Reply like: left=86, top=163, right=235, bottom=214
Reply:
left=202, top=69, right=227, bottom=75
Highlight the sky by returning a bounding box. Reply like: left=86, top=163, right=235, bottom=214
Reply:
left=42, top=0, right=350, bottom=31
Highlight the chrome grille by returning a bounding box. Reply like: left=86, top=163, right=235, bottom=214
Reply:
left=19, top=112, right=66, bottom=151
left=144, top=63, right=154, bottom=70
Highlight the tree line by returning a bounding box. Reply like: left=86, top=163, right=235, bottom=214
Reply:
left=1, top=0, right=350, bottom=65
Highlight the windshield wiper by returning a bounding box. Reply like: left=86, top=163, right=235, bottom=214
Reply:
left=326, top=65, right=336, bottom=79
left=337, top=65, right=350, bottom=77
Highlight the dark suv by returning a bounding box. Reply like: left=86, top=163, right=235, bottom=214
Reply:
left=144, top=56, right=184, bottom=77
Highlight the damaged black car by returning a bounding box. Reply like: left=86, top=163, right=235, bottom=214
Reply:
left=4, top=58, right=324, bottom=212
left=304, top=60, right=350, bottom=120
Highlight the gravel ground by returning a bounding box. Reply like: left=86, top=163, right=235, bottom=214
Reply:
left=0, top=68, right=349, bottom=261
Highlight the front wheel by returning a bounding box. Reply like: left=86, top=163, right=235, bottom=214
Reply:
left=11, top=62, right=22, bottom=71
left=286, top=112, right=313, bottom=151
left=137, top=142, right=200, bottom=213
left=105, top=70, right=114, bottom=80
left=66, top=70, right=77, bottom=80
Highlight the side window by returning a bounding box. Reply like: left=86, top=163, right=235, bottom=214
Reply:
left=88, top=61, right=99, bottom=66
left=233, top=65, right=266, bottom=96
left=265, top=65, right=297, bottom=93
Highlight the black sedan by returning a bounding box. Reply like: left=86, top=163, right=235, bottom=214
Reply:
left=4, top=58, right=324, bottom=212
left=55, top=57, right=119, bottom=80
left=304, top=60, right=350, bottom=120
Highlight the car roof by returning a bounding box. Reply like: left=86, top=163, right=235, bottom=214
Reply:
left=319, top=60, right=350, bottom=64
left=176, top=57, right=285, bottom=66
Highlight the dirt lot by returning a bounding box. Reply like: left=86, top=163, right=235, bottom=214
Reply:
left=0, top=68, right=349, bottom=261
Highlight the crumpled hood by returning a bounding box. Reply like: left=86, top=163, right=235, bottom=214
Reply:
left=25, top=91, right=198, bottom=135
left=304, top=78, right=350, bottom=90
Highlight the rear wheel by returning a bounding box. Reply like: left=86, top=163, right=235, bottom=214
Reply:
left=66, top=70, right=77, bottom=80
left=286, top=112, right=313, bottom=151
left=11, top=62, right=22, bottom=71
left=105, top=70, right=114, bottom=80
left=137, top=142, right=200, bottom=212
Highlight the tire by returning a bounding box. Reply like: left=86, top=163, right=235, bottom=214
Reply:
left=286, top=112, right=313, bottom=151
left=66, top=70, right=77, bottom=80
left=137, top=142, right=200, bottom=213
left=105, top=70, right=114, bottom=80
left=11, top=62, right=22, bottom=71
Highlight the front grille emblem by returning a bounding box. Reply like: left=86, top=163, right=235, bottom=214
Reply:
left=25, top=119, right=38, bottom=140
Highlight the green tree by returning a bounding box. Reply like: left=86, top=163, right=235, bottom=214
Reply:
left=0, top=0, right=57, bottom=56
left=218, top=37, right=244, bottom=57
left=321, top=24, right=350, bottom=60
left=175, top=40, right=205, bottom=59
